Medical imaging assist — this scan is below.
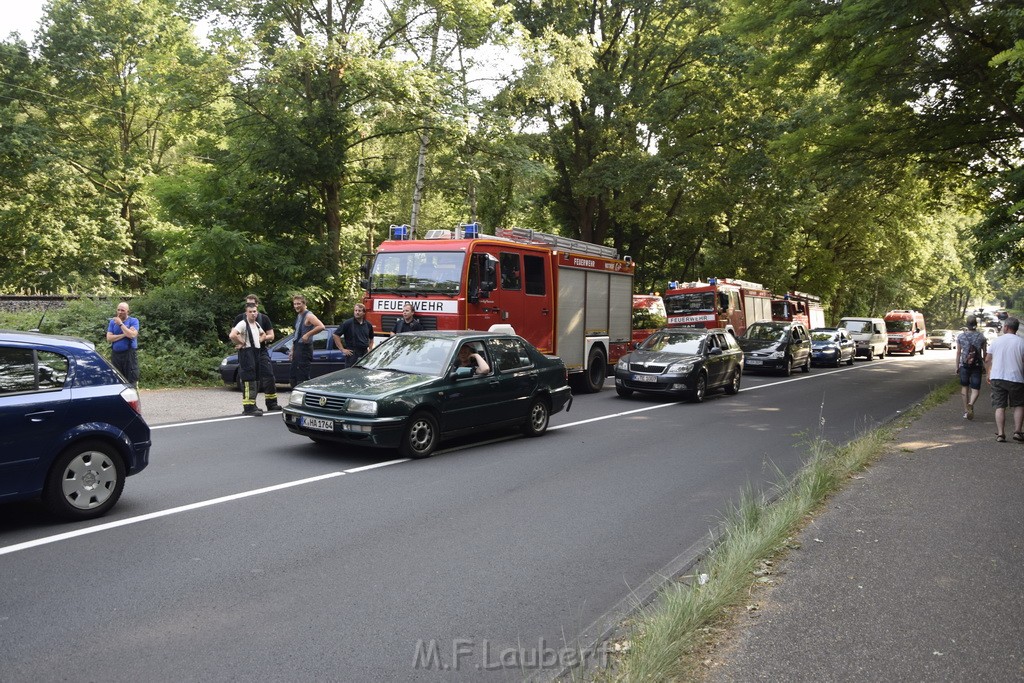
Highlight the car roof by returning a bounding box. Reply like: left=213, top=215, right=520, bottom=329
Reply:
left=0, top=329, right=96, bottom=351
left=396, top=330, right=519, bottom=342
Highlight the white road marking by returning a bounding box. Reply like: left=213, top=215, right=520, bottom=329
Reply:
left=0, top=468, right=403, bottom=557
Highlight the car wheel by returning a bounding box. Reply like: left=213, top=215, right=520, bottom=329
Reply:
left=919, top=345, right=925, bottom=355
left=522, top=396, right=550, bottom=437
left=42, top=440, right=125, bottom=521
left=399, top=411, right=439, bottom=459
left=866, top=348, right=874, bottom=361
left=879, top=347, right=885, bottom=359
left=802, top=356, right=811, bottom=373
left=724, top=369, right=741, bottom=395
left=847, top=353, right=854, bottom=366
left=781, top=358, right=792, bottom=377
left=689, top=372, right=707, bottom=403
left=580, top=346, right=607, bottom=394
left=615, top=386, right=634, bottom=398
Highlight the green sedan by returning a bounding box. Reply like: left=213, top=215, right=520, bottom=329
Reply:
left=282, top=330, right=573, bottom=458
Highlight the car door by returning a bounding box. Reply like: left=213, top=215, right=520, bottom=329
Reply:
left=0, top=346, right=72, bottom=500
left=704, top=333, right=729, bottom=387
left=438, top=342, right=503, bottom=432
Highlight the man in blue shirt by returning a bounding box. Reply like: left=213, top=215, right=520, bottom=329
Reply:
left=106, top=301, right=140, bottom=386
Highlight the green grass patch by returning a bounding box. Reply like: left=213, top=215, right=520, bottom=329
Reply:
left=600, top=379, right=958, bottom=681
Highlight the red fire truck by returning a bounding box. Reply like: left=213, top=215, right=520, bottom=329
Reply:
left=771, top=291, right=826, bottom=329
left=662, top=278, right=773, bottom=336
left=361, top=224, right=634, bottom=392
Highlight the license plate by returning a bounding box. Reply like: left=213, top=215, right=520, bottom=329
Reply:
left=300, top=417, right=335, bottom=432
left=631, top=374, right=659, bottom=383
left=745, top=359, right=763, bottom=365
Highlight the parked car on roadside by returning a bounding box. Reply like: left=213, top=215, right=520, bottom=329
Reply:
left=219, top=325, right=341, bottom=389
left=926, top=329, right=957, bottom=350
left=282, top=330, right=572, bottom=458
left=0, top=331, right=151, bottom=520
left=614, top=327, right=742, bottom=402
left=738, top=321, right=812, bottom=376
left=810, top=327, right=856, bottom=367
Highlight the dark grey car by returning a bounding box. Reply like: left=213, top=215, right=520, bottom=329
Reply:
left=613, top=328, right=743, bottom=402
left=738, top=321, right=812, bottom=376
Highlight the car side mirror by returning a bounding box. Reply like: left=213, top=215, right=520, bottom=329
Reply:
left=708, top=347, right=723, bottom=356
left=452, top=366, right=474, bottom=379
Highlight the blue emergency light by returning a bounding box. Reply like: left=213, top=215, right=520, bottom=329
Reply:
left=390, top=224, right=411, bottom=240
left=707, top=277, right=717, bottom=285
left=460, top=222, right=481, bottom=238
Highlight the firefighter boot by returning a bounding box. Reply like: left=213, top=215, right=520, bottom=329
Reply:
left=243, top=405, right=264, bottom=416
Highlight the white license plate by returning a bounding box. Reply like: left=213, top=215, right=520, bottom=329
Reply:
left=301, top=417, right=335, bottom=432
left=632, top=374, right=659, bottom=383
left=745, top=359, right=763, bottom=365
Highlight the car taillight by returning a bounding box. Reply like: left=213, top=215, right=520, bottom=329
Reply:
left=121, top=387, right=142, bottom=415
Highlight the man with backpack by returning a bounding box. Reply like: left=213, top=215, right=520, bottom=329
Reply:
left=984, top=316, right=1024, bottom=442
left=956, top=315, right=988, bottom=420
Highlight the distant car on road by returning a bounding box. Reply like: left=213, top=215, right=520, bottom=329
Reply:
left=0, top=331, right=151, bottom=520
left=614, top=327, right=742, bottom=402
left=738, top=321, right=812, bottom=376
left=219, top=325, right=342, bottom=389
left=926, top=329, right=957, bottom=350
left=810, top=327, right=856, bottom=367
left=282, top=330, right=572, bottom=458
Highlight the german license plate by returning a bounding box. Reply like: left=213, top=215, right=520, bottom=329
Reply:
left=300, top=417, right=335, bottom=432
left=745, top=359, right=763, bottom=365
left=632, top=374, right=658, bottom=383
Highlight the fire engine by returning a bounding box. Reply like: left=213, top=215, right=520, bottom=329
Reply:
left=361, top=224, right=634, bottom=392
left=662, top=278, right=773, bottom=336
left=772, top=291, right=826, bottom=329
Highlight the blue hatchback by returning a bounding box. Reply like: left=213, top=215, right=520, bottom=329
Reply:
left=0, top=331, right=151, bottom=520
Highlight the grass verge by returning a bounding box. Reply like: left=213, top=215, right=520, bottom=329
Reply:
left=597, top=379, right=959, bottom=682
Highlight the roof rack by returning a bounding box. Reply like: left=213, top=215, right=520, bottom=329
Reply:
left=495, top=227, right=619, bottom=259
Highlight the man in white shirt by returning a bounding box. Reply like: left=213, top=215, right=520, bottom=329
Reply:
left=229, top=303, right=272, bottom=416
left=983, top=317, right=1024, bottom=442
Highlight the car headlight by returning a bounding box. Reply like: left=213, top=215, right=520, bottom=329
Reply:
left=289, top=390, right=305, bottom=406
left=346, top=398, right=378, bottom=416
left=767, top=351, right=785, bottom=359
left=220, top=357, right=228, bottom=366
left=667, top=360, right=696, bottom=374
left=616, top=357, right=629, bottom=370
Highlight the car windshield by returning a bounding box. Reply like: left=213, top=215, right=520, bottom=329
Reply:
left=886, top=320, right=913, bottom=332
left=369, top=251, right=464, bottom=294
left=843, top=320, right=869, bottom=333
left=744, top=323, right=787, bottom=342
left=640, top=331, right=705, bottom=354
left=356, top=335, right=455, bottom=376
left=811, top=331, right=838, bottom=342
left=664, top=291, right=715, bottom=314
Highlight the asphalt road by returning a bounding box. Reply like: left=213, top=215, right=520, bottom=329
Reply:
left=0, top=350, right=956, bottom=681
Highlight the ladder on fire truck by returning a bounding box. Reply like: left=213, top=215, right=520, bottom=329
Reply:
left=495, top=227, right=620, bottom=260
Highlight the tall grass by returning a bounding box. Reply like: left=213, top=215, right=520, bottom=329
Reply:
left=605, top=380, right=958, bottom=681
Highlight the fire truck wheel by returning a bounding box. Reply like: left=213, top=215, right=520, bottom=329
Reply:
left=581, top=347, right=607, bottom=394
left=399, top=411, right=438, bottom=459
left=616, top=386, right=634, bottom=398
left=522, top=397, right=550, bottom=437
left=689, top=373, right=707, bottom=403
left=724, top=369, right=741, bottom=395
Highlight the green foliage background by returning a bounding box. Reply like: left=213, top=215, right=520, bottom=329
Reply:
left=1, top=0, right=1020, bottom=329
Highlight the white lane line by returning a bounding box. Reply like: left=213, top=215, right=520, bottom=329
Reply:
left=1, top=471, right=361, bottom=558
left=344, top=459, right=409, bottom=473
left=151, top=414, right=260, bottom=429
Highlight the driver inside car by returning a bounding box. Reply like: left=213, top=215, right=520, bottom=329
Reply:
left=456, top=344, right=491, bottom=375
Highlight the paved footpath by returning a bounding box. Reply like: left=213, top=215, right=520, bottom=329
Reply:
left=706, top=392, right=1024, bottom=682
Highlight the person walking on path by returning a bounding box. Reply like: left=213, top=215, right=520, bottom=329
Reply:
left=333, top=303, right=375, bottom=368
left=956, top=315, right=987, bottom=420
left=983, top=316, right=1024, bottom=442
left=289, top=295, right=325, bottom=388
left=392, top=303, right=422, bottom=334
left=232, top=294, right=280, bottom=411
left=230, top=302, right=272, bottom=415
left=106, top=301, right=140, bottom=387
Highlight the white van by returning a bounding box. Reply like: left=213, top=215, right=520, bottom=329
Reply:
left=839, top=317, right=887, bottom=360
